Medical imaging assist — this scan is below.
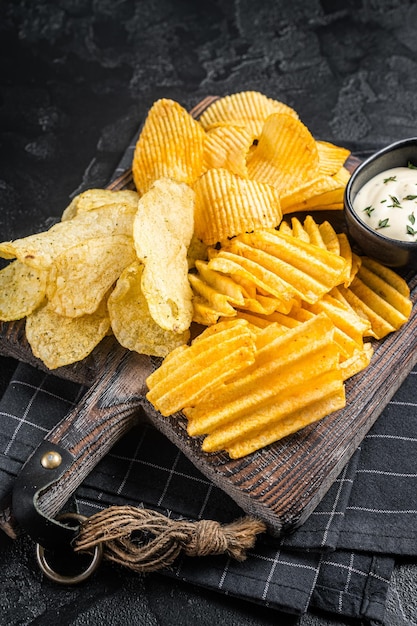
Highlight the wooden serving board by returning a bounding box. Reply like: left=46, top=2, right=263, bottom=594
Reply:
left=1, top=107, right=417, bottom=535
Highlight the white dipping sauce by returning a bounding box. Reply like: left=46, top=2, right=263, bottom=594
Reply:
left=353, top=166, right=417, bottom=241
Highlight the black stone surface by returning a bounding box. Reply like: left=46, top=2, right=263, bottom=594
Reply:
left=1, top=1, right=417, bottom=624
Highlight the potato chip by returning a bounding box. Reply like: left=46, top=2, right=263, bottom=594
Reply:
left=355, top=258, right=411, bottom=327
left=318, top=221, right=340, bottom=255
left=145, top=319, right=257, bottom=416
left=133, top=178, right=195, bottom=333
left=187, top=234, right=208, bottom=270
left=207, top=249, right=296, bottom=307
left=247, top=113, right=320, bottom=193
left=316, top=140, right=351, bottom=176
left=231, top=230, right=349, bottom=302
left=304, top=293, right=371, bottom=347
left=339, top=342, right=373, bottom=381
left=0, top=260, right=47, bottom=321
left=0, top=204, right=135, bottom=269
left=303, top=215, right=328, bottom=249
left=336, top=285, right=393, bottom=340
left=198, top=91, right=298, bottom=136
left=47, top=235, right=136, bottom=317
left=360, top=256, right=411, bottom=299
left=231, top=310, right=289, bottom=330
left=192, top=299, right=234, bottom=326
left=25, top=300, right=110, bottom=369
left=193, top=167, right=282, bottom=246
left=108, top=261, right=190, bottom=357
left=132, top=98, right=205, bottom=195
left=186, top=314, right=338, bottom=438
left=225, top=383, right=346, bottom=458
left=203, top=124, right=255, bottom=177
left=189, top=273, right=238, bottom=318
left=188, top=313, right=345, bottom=456
left=61, top=189, right=139, bottom=221
left=194, top=259, right=248, bottom=303
left=287, top=217, right=310, bottom=242
left=280, top=173, right=342, bottom=213
left=202, top=368, right=344, bottom=453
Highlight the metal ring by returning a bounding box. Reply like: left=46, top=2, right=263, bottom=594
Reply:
left=35, top=513, right=103, bottom=585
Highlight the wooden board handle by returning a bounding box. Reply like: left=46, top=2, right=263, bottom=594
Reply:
left=10, top=344, right=153, bottom=549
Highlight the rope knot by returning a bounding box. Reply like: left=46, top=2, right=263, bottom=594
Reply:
left=75, top=505, right=267, bottom=573
left=183, top=519, right=227, bottom=557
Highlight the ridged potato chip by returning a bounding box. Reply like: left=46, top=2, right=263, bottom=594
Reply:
left=132, top=98, right=205, bottom=195
left=25, top=300, right=110, bottom=370
left=232, top=230, right=349, bottom=302
left=225, top=383, right=346, bottom=459
left=193, top=167, right=282, bottom=245
left=185, top=314, right=338, bottom=436
left=316, top=140, right=351, bottom=176
left=108, top=261, right=190, bottom=357
left=337, top=258, right=412, bottom=339
left=247, top=113, right=320, bottom=193
left=207, top=249, right=296, bottom=308
left=46, top=235, right=136, bottom=317
left=146, top=319, right=257, bottom=416
left=199, top=91, right=298, bottom=136
left=203, top=124, right=255, bottom=177
left=0, top=260, right=47, bottom=321
left=133, top=178, right=195, bottom=333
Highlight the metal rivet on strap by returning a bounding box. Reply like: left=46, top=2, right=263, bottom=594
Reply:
left=40, top=450, right=62, bottom=470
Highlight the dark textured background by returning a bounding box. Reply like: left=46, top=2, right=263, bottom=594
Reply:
left=1, top=1, right=417, bottom=624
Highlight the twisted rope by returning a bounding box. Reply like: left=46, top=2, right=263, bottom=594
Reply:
left=74, top=505, right=267, bottom=573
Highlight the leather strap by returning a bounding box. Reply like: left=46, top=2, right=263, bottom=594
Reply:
left=12, top=441, right=78, bottom=550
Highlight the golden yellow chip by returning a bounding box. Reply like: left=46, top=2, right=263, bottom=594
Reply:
left=0, top=260, right=47, bottom=321
left=186, top=313, right=339, bottom=438
left=288, top=217, right=310, bottom=242
left=232, top=230, right=349, bottom=302
left=189, top=273, right=239, bottom=318
left=0, top=204, right=135, bottom=270
left=61, top=189, right=139, bottom=221
left=304, top=293, right=371, bottom=347
left=336, top=234, right=354, bottom=285
left=280, top=173, right=342, bottom=213
left=193, top=167, right=282, bottom=246
left=203, top=124, right=255, bottom=177
left=133, top=178, right=195, bottom=333
left=108, top=261, right=190, bottom=357
left=192, top=299, right=233, bottom=326
left=207, top=249, right=296, bottom=306
left=202, top=369, right=344, bottom=454
left=225, top=383, right=346, bottom=459
left=247, top=113, right=320, bottom=193
left=318, top=221, right=340, bottom=255
left=132, top=98, right=205, bottom=195
left=339, top=342, right=373, bottom=381
left=316, top=140, right=351, bottom=176
left=360, top=257, right=411, bottom=299
left=336, top=284, right=394, bottom=340
left=194, top=259, right=249, bottom=302
left=302, top=215, right=328, bottom=249
left=47, top=235, right=136, bottom=317
left=347, top=272, right=411, bottom=335
left=277, top=220, right=293, bottom=237
left=145, top=319, right=257, bottom=416
left=25, top=300, right=110, bottom=369
left=198, top=91, right=298, bottom=135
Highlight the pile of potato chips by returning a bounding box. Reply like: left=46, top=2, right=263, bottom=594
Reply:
left=0, top=91, right=413, bottom=458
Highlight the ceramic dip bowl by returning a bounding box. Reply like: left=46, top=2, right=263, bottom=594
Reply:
left=344, top=137, right=417, bottom=268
